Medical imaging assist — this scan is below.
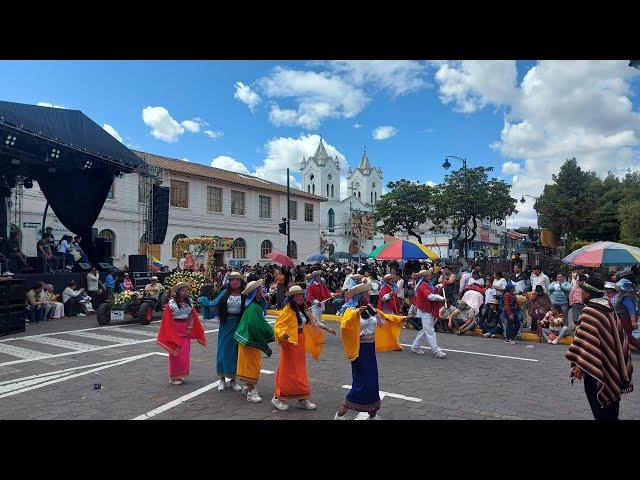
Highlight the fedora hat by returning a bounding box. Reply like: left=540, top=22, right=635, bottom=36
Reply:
left=487, top=299, right=499, bottom=305
left=226, top=271, right=244, bottom=280
left=242, top=279, right=264, bottom=296
left=311, top=270, right=323, bottom=277
left=415, top=269, right=433, bottom=278
left=286, top=285, right=305, bottom=296
left=173, top=282, right=191, bottom=293
left=150, top=276, right=158, bottom=281
left=347, top=282, right=372, bottom=297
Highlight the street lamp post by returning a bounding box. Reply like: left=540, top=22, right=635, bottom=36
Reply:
left=520, top=194, right=540, bottom=246
left=442, top=155, right=468, bottom=257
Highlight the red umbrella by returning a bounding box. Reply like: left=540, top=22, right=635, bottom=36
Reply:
left=265, top=251, right=294, bottom=268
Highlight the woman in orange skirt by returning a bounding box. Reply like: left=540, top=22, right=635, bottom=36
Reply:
left=271, top=285, right=336, bottom=411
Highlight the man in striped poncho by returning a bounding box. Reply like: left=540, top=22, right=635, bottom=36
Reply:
left=565, top=277, right=634, bottom=420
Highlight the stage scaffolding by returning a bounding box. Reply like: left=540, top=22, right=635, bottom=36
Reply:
left=136, top=162, right=165, bottom=261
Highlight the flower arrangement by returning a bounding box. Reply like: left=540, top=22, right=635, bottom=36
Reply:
left=164, top=271, right=206, bottom=297
left=110, top=290, right=140, bottom=309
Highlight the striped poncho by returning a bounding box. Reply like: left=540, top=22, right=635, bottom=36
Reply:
left=565, top=298, right=634, bottom=407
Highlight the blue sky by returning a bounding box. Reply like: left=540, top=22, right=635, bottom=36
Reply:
left=1, top=60, right=638, bottom=227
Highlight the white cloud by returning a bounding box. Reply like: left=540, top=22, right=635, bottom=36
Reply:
left=372, top=126, right=398, bottom=140
left=434, top=60, right=518, bottom=113
left=181, top=158, right=190, bottom=162
left=425, top=180, right=437, bottom=187
left=501, top=161, right=521, bottom=176
left=37, top=102, right=67, bottom=109
left=435, top=60, right=640, bottom=227
left=204, top=129, right=223, bottom=139
left=142, top=106, right=185, bottom=143
left=180, top=120, right=201, bottom=133
left=253, top=134, right=346, bottom=189
left=353, top=123, right=363, bottom=128
left=234, top=82, right=261, bottom=112
left=211, top=155, right=250, bottom=174
left=102, top=124, right=123, bottom=143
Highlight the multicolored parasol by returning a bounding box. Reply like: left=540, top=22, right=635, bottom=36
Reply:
left=369, top=239, right=438, bottom=260
left=562, top=241, right=640, bottom=267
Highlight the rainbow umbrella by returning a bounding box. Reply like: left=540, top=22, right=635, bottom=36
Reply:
left=369, top=240, right=438, bottom=260
left=562, top=241, right=640, bottom=267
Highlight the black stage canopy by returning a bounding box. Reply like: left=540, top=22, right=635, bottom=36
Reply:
left=0, top=100, right=144, bottom=244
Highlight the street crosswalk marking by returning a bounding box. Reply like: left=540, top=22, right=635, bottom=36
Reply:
left=22, top=336, right=101, bottom=352
left=109, top=327, right=158, bottom=338
left=69, top=331, right=145, bottom=344
left=0, top=343, right=52, bottom=360
left=340, top=386, right=422, bottom=419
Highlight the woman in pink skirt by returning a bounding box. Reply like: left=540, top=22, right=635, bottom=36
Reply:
left=157, top=282, right=207, bottom=385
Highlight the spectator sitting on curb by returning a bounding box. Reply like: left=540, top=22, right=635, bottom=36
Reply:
left=540, top=304, right=569, bottom=344
left=443, top=300, right=477, bottom=335
left=480, top=299, right=502, bottom=337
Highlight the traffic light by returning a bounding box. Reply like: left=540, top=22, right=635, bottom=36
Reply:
left=279, top=217, right=288, bottom=235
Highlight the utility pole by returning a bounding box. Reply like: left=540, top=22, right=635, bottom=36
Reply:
left=286, top=167, right=291, bottom=257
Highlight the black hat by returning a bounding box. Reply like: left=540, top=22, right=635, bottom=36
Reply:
left=533, top=265, right=541, bottom=270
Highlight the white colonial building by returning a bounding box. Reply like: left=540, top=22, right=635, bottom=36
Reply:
left=301, top=139, right=385, bottom=257
left=16, top=151, right=325, bottom=269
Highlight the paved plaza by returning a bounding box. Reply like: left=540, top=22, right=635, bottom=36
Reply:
left=0, top=315, right=638, bottom=420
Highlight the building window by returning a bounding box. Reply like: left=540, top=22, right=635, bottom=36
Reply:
left=98, top=229, right=116, bottom=257
left=259, top=195, right=271, bottom=219
left=375, top=192, right=377, bottom=202
left=305, top=203, right=314, bottom=222
left=331, top=184, right=334, bottom=198
left=326, top=184, right=329, bottom=197
left=358, top=191, right=361, bottom=199
left=107, top=181, right=114, bottom=199
left=371, top=192, right=373, bottom=204
left=261, top=240, right=273, bottom=258
left=207, top=186, right=222, bottom=213
left=231, top=190, right=245, bottom=215
left=328, top=174, right=332, bottom=181
left=170, top=180, right=189, bottom=208
left=289, top=241, right=297, bottom=259
left=289, top=200, right=297, bottom=220
left=172, top=234, right=187, bottom=259
left=307, top=185, right=310, bottom=193
left=312, top=184, right=315, bottom=194
left=328, top=208, right=335, bottom=232
left=233, top=238, right=246, bottom=258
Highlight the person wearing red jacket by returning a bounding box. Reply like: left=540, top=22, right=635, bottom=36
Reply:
left=378, top=273, right=402, bottom=314
left=306, top=270, right=336, bottom=321
left=411, top=269, right=447, bottom=358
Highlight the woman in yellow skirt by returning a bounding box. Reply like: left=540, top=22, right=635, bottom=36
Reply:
left=233, top=279, right=275, bottom=403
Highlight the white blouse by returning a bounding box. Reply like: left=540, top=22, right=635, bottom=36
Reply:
left=169, top=298, right=192, bottom=319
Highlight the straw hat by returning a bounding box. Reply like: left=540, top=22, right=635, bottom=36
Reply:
left=604, top=281, right=617, bottom=290
left=487, top=299, right=499, bottom=305
left=150, top=276, right=158, bottom=281
left=415, top=269, right=433, bottom=278
left=347, top=282, right=372, bottom=297
left=286, top=285, right=305, bottom=296
left=226, top=271, right=244, bottom=280
left=351, top=273, right=364, bottom=280
left=383, top=273, right=396, bottom=281
left=344, top=266, right=353, bottom=272
left=173, top=282, right=191, bottom=293
left=242, top=279, right=264, bottom=295
left=311, top=270, right=323, bottom=277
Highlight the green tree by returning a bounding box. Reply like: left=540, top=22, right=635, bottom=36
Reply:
left=536, top=158, right=599, bottom=243
left=619, top=200, right=640, bottom=247
left=373, top=179, right=432, bottom=243
left=429, top=166, right=517, bottom=254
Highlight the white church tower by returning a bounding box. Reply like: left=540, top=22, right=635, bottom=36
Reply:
left=347, top=149, right=383, bottom=206
left=300, top=138, right=341, bottom=199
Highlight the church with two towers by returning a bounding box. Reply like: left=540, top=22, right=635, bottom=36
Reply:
left=300, top=139, right=385, bottom=258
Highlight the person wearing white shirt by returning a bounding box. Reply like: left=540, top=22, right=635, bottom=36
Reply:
left=530, top=266, right=550, bottom=293
left=467, top=270, right=485, bottom=288
left=341, top=267, right=354, bottom=291
left=459, top=268, right=472, bottom=294
left=62, top=281, right=85, bottom=317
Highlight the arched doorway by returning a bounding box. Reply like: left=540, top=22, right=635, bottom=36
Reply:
left=98, top=229, right=116, bottom=257
left=349, top=240, right=359, bottom=256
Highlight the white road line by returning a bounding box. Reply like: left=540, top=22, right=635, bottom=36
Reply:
left=0, top=343, right=52, bottom=360
left=69, top=331, right=147, bottom=345
left=341, top=385, right=422, bottom=403
left=133, top=369, right=276, bottom=420
left=22, top=336, right=101, bottom=352
left=399, top=344, right=539, bottom=362
left=0, top=352, right=161, bottom=399
left=109, top=327, right=158, bottom=338
left=0, top=322, right=161, bottom=343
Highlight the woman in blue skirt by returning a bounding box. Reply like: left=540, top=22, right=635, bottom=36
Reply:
left=205, top=271, right=246, bottom=392
left=334, top=282, right=384, bottom=420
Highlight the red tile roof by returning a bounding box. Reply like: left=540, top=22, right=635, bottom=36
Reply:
left=134, top=150, right=325, bottom=202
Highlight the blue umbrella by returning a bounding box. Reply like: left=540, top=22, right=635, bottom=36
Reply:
left=307, top=254, right=328, bottom=263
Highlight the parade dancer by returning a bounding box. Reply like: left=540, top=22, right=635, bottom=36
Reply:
left=233, top=279, right=275, bottom=403
left=411, top=269, right=447, bottom=358
left=306, top=270, right=336, bottom=323
left=202, top=271, right=246, bottom=392
left=334, top=283, right=405, bottom=420
left=271, top=285, right=336, bottom=411
left=338, top=273, right=364, bottom=315
left=157, top=282, right=207, bottom=385
left=377, top=273, right=402, bottom=315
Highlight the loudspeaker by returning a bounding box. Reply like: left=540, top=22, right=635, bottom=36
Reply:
left=73, top=262, right=92, bottom=272
left=97, top=262, right=113, bottom=272
left=93, top=238, right=111, bottom=263
left=128, top=254, right=148, bottom=273
left=152, top=185, right=170, bottom=244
